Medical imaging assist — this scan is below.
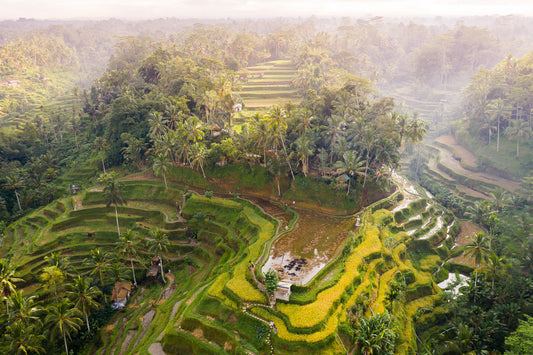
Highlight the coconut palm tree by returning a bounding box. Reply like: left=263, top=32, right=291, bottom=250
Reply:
left=98, top=172, right=126, bottom=236
left=45, top=251, right=73, bottom=278
left=1, top=259, right=23, bottom=317
left=108, top=262, right=129, bottom=302
left=117, top=229, right=141, bottom=286
left=148, top=111, right=169, bottom=141
left=504, top=119, right=532, bottom=158
left=66, top=276, right=102, bottom=333
left=152, top=153, right=169, bottom=190
left=40, top=266, right=64, bottom=303
left=489, top=187, right=509, bottom=212
left=335, top=151, right=366, bottom=196
left=266, top=106, right=295, bottom=180
left=9, top=290, right=42, bottom=326
left=85, top=248, right=111, bottom=302
left=45, top=299, right=82, bottom=355
left=485, top=98, right=511, bottom=153
left=291, top=134, right=314, bottom=176
left=3, top=171, right=25, bottom=211
left=464, top=232, right=491, bottom=287
left=92, top=136, right=109, bottom=173
left=147, top=229, right=170, bottom=284
left=5, top=322, right=45, bottom=355
left=352, top=311, right=397, bottom=355
left=189, top=142, right=207, bottom=178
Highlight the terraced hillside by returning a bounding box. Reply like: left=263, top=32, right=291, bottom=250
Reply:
left=236, top=60, right=300, bottom=120
left=423, top=135, right=521, bottom=202
left=0, top=172, right=474, bottom=354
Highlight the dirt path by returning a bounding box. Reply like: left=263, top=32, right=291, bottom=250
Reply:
left=431, top=143, right=520, bottom=191
left=435, top=135, right=478, bottom=167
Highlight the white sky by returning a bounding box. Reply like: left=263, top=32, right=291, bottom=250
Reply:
left=1, top=0, right=533, bottom=19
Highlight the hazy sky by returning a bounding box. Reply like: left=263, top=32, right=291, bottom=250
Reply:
left=2, top=0, right=533, bottom=20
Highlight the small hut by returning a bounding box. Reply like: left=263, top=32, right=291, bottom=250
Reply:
left=147, top=257, right=160, bottom=278
left=111, top=281, right=132, bottom=309
left=274, top=281, right=292, bottom=301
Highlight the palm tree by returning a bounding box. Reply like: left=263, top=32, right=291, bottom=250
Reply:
left=117, top=229, right=141, bottom=286
left=352, top=311, right=397, bottom=355
left=465, top=200, right=491, bottom=227
left=148, top=111, right=168, bottom=141
left=483, top=252, right=505, bottom=292
left=152, top=153, right=169, bottom=190
left=1, top=259, right=23, bottom=317
left=335, top=151, right=366, bottom=196
left=66, top=276, right=102, bottom=333
left=405, top=118, right=428, bottom=174
left=266, top=106, right=295, bottom=180
left=489, top=187, right=509, bottom=212
left=189, top=142, right=207, bottom=178
left=147, top=229, right=170, bottom=284
left=45, top=251, right=73, bottom=278
left=291, top=134, right=314, bottom=176
left=3, top=171, right=25, bottom=211
left=40, top=266, right=64, bottom=303
left=98, top=172, right=126, bottom=236
left=464, top=232, right=490, bottom=287
left=485, top=98, right=511, bottom=153
left=108, top=262, right=129, bottom=302
left=5, top=322, right=45, bottom=355
left=92, top=136, right=109, bottom=173
left=45, top=299, right=82, bottom=355
left=504, top=119, right=532, bottom=158
left=85, top=248, right=111, bottom=302
left=9, top=291, right=42, bottom=326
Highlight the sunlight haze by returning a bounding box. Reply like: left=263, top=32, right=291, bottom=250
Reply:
left=2, top=0, right=533, bottom=19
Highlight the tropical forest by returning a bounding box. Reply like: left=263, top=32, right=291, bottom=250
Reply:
left=0, top=12, right=532, bottom=355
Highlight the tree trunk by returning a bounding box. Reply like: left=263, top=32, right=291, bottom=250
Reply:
left=163, top=172, right=168, bottom=190
left=159, top=256, right=166, bottom=284
left=15, top=190, right=22, bottom=211
left=115, top=206, right=121, bottom=236
left=276, top=177, right=281, bottom=197
left=200, top=164, right=206, bottom=179
left=280, top=136, right=295, bottom=180
left=130, top=259, right=137, bottom=286
left=86, top=313, right=91, bottom=333
left=63, top=333, right=69, bottom=355
left=496, top=116, right=500, bottom=153
left=101, top=154, right=106, bottom=174
left=346, top=177, right=351, bottom=197
left=517, top=138, right=520, bottom=158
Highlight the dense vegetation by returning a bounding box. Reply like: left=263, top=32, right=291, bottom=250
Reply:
left=0, top=15, right=532, bottom=354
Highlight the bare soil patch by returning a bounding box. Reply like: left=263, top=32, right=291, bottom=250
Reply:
left=449, top=220, right=484, bottom=268
left=436, top=135, right=478, bottom=167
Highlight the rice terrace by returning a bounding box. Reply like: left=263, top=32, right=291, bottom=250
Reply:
left=1, top=13, right=533, bottom=355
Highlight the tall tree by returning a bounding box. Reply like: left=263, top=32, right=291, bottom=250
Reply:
left=504, top=119, right=532, bottom=158
left=45, top=299, right=82, bottom=355
left=92, top=137, right=109, bottom=174
left=266, top=106, right=295, bottom=179
left=152, top=153, right=169, bottom=190
left=5, top=322, right=45, bottom=355
left=3, top=171, right=25, bottom=212
left=1, top=259, right=23, bottom=317
left=485, top=98, right=511, bottom=153
left=99, top=172, right=126, bottom=236
left=147, top=229, right=170, bottom=284
left=117, top=229, right=141, bottom=286
left=85, top=248, right=111, bottom=302
left=464, top=232, right=491, bottom=287
left=334, top=151, right=366, bottom=196
left=66, top=276, right=101, bottom=333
